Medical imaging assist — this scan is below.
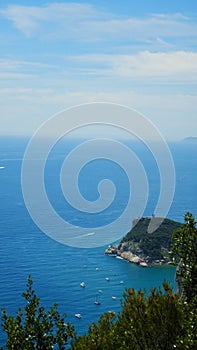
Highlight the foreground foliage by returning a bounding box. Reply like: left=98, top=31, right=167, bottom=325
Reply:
left=171, top=212, right=197, bottom=302
left=71, top=282, right=186, bottom=350
left=1, top=213, right=196, bottom=349
left=1, top=277, right=74, bottom=349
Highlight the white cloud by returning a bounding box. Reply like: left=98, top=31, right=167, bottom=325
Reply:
left=0, top=3, right=196, bottom=139
left=114, top=51, right=197, bottom=81
left=1, top=3, right=197, bottom=44
left=0, top=58, right=57, bottom=70
left=67, top=51, right=197, bottom=83
left=0, top=87, right=54, bottom=95
left=1, top=50, right=197, bottom=92
left=0, top=3, right=101, bottom=38
left=0, top=58, right=58, bottom=81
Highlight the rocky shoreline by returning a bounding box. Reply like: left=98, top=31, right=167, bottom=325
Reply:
left=105, top=243, right=174, bottom=267
left=105, top=217, right=181, bottom=267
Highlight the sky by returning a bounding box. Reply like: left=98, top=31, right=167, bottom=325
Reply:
left=0, top=0, right=197, bottom=140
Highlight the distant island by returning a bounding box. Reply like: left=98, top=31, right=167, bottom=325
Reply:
left=182, top=137, right=197, bottom=143
left=105, top=217, right=182, bottom=266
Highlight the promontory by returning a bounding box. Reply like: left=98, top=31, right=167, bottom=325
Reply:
left=105, top=217, right=182, bottom=266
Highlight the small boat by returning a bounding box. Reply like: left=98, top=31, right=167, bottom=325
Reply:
left=120, top=280, right=124, bottom=284
left=112, top=296, right=117, bottom=300
left=75, top=313, right=82, bottom=319
left=105, top=277, right=110, bottom=281
left=94, top=294, right=101, bottom=305
left=98, top=289, right=103, bottom=293
left=108, top=310, right=115, bottom=315
left=80, top=282, right=86, bottom=288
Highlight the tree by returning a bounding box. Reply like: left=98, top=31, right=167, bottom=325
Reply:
left=70, top=312, right=116, bottom=350
left=1, top=276, right=74, bottom=350
left=171, top=212, right=197, bottom=302
left=170, top=212, right=197, bottom=349
left=71, top=282, right=186, bottom=350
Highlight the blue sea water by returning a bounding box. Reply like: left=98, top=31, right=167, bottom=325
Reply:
left=0, top=136, right=196, bottom=346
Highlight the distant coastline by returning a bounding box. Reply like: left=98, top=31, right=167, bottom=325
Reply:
left=181, top=137, right=197, bottom=143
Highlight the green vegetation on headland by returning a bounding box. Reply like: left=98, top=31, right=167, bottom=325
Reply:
left=106, top=216, right=182, bottom=265
left=1, top=213, right=197, bottom=349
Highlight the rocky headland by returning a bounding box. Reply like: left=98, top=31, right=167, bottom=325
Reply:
left=105, top=217, right=182, bottom=266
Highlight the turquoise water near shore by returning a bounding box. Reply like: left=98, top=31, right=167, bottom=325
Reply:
left=0, top=137, right=196, bottom=345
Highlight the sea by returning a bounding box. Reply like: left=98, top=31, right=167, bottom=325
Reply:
left=0, top=136, right=196, bottom=346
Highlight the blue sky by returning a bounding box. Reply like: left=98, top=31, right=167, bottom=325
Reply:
left=0, top=0, right=197, bottom=140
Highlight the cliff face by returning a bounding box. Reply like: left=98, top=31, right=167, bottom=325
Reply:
left=106, top=243, right=146, bottom=266
left=105, top=217, right=182, bottom=266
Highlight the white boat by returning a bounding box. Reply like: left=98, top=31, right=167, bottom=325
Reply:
left=105, top=277, right=110, bottom=281
left=94, top=294, right=101, bottom=305
left=80, top=282, right=86, bottom=288
left=112, top=296, right=117, bottom=300
left=75, top=313, right=82, bottom=319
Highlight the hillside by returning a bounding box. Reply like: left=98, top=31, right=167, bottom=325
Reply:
left=105, top=217, right=182, bottom=265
